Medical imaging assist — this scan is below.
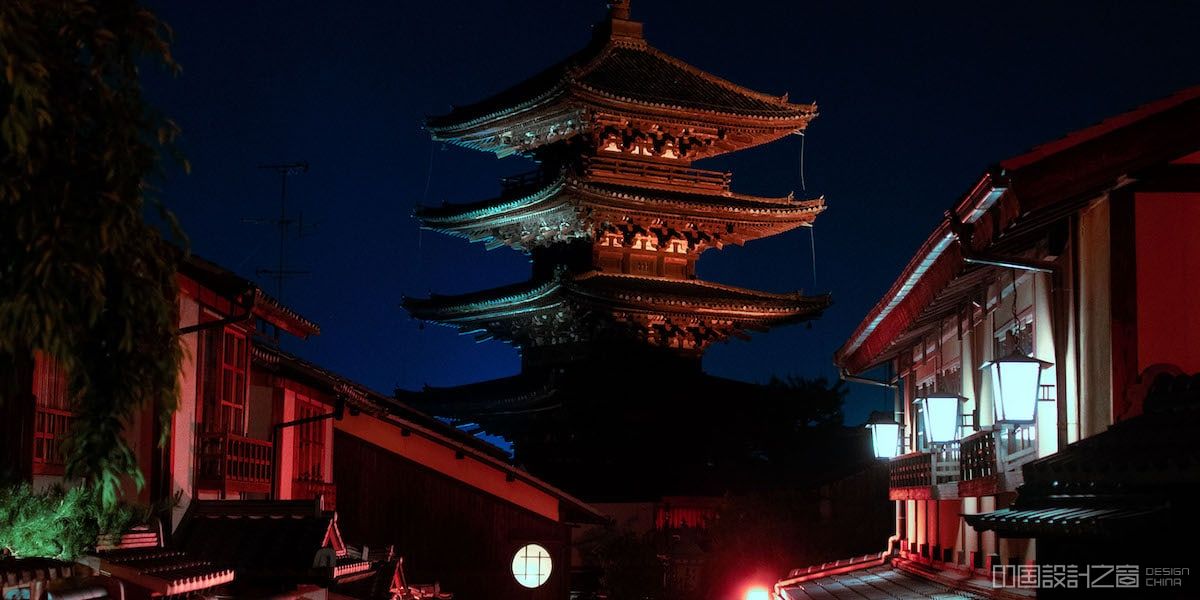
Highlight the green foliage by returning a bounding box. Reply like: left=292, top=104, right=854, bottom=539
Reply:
left=0, top=1, right=185, bottom=505
left=0, top=484, right=140, bottom=560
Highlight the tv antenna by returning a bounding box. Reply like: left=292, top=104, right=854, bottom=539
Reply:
left=245, top=162, right=314, bottom=300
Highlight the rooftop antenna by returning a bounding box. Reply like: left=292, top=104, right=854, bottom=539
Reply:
left=247, top=162, right=313, bottom=301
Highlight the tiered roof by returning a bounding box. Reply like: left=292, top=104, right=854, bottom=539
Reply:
left=426, top=3, right=816, bottom=158
left=416, top=166, right=825, bottom=251
left=403, top=270, right=828, bottom=352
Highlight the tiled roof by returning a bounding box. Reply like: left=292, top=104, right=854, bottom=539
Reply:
left=966, top=505, right=1163, bottom=537
left=178, top=253, right=321, bottom=338
left=93, top=522, right=235, bottom=596
left=836, top=85, right=1200, bottom=374
left=251, top=343, right=607, bottom=525
left=176, top=500, right=341, bottom=580
left=417, top=176, right=818, bottom=223
left=572, top=271, right=830, bottom=313
left=966, top=371, right=1199, bottom=537
left=427, top=16, right=814, bottom=132
left=779, top=562, right=994, bottom=600
left=575, top=45, right=811, bottom=118
left=404, top=271, right=830, bottom=321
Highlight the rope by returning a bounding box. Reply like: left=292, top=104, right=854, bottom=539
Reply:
left=798, top=132, right=807, bottom=192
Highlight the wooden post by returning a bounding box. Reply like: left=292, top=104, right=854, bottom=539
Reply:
left=0, top=346, right=36, bottom=485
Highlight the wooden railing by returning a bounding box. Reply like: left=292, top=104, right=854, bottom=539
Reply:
left=890, top=452, right=934, bottom=488
left=890, top=443, right=961, bottom=493
left=932, top=443, right=960, bottom=484
left=293, top=479, right=336, bottom=511
left=197, top=432, right=273, bottom=495
left=584, top=155, right=731, bottom=191
left=960, top=430, right=997, bottom=481
left=959, top=426, right=1039, bottom=486
left=33, top=405, right=75, bottom=474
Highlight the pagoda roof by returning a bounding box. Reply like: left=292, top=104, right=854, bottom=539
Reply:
left=399, top=373, right=561, bottom=418
left=403, top=270, right=829, bottom=348
left=416, top=170, right=825, bottom=250
left=426, top=9, right=815, bottom=155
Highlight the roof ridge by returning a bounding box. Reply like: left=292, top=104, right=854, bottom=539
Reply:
left=417, top=176, right=569, bottom=223
left=571, top=270, right=822, bottom=301
left=573, top=176, right=825, bottom=209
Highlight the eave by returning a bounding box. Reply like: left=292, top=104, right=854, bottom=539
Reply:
left=416, top=174, right=825, bottom=251
left=426, top=16, right=816, bottom=157
left=835, top=85, right=1200, bottom=374
left=404, top=271, right=829, bottom=335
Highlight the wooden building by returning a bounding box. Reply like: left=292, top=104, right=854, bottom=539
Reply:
left=777, top=87, right=1200, bottom=597
left=403, top=0, right=831, bottom=499
left=9, top=254, right=602, bottom=599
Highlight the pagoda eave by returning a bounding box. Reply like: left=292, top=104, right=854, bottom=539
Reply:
left=404, top=272, right=830, bottom=352
left=429, top=99, right=814, bottom=159
left=415, top=174, right=825, bottom=252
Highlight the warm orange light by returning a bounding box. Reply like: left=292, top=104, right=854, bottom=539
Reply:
left=744, top=586, right=771, bottom=600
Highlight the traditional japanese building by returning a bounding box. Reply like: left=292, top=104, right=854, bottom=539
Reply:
left=5, top=252, right=602, bottom=600
left=777, top=87, right=1200, bottom=599
left=403, top=1, right=830, bottom=499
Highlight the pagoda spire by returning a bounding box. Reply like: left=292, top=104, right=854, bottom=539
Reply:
left=608, top=0, right=631, bottom=21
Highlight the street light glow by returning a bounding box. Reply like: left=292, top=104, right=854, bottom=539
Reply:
left=745, top=585, right=771, bottom=600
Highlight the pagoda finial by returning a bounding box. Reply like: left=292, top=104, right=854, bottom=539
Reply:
left=608, top=0, right=631, bottom=20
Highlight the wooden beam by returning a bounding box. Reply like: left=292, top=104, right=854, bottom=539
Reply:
left=1131, top=164, right=1200, bottom=193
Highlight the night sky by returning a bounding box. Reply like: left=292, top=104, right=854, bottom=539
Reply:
left=143, top=0, right=1200, bottom=425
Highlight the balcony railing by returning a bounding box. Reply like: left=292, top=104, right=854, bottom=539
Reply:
left=890, top=452, right=933, bottom=488
left=584, top=155, right=731, bottom=192
left=293, top=479, right=336, bottom=511
left=958, top=426, right=1040, bottom=495
left=960, top=430, right=997, bottom=481
left=889, top=444, right=960, bottom=499
left=197, top=432, right=273, bottom=495
left=33, top=406, right=75, bottom=475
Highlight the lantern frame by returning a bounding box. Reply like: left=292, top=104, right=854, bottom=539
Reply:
left=914, top=392, right=966, bottom=445
left=865, top=411, right=901, bottom=459
left=980, top=353, right=1053, bottom=425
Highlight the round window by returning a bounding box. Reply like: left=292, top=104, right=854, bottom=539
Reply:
left=511, top=543, right=552, bottom=588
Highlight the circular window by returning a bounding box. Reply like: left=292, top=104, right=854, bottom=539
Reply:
left=511, top=543, right=552, bottom=588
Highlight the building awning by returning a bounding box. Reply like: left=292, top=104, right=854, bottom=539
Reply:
left=964, top=504, right=1164, bottom=537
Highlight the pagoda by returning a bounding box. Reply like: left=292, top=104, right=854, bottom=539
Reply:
left=402, top=1, right=832, bottom=499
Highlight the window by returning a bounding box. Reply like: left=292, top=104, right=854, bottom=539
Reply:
left=199, top=322, right=248, bottom=434
left=294, top=396, right=327, bottom=482
left=32, top=353, right=72, bottom=472
left=512, top=544, right=552, bottom=588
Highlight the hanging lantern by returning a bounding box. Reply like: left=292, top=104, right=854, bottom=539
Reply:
left=981, top=353, right=1052, bottom=425
left=865, top=411, right=901, bottom=459
left=915, top=393, right=965, bottom=444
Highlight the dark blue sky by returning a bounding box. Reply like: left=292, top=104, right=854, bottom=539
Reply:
left=144, top=0, right=1200, bottom=425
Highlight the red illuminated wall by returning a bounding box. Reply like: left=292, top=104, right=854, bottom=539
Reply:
left=1136, top=192, right=1200, bottom=377
left=333, top=431, right=571, bottom=600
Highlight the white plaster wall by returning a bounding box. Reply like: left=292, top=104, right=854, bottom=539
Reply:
left=171, top=295, right=201, bottom=531
left=1078, top=198, right=1112, bottom=439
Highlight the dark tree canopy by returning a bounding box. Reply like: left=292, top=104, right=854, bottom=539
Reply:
left=0, top=0, right=184, bottom=506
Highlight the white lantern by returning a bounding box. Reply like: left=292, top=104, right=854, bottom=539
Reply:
left=981, top=354, right=1052, bottom=425
left=865, top=411, right=901, bottom=459
left=915, top=393, right=965, bottom=444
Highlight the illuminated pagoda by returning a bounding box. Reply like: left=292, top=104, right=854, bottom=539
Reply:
left=403, top=0, right=832, bottom=498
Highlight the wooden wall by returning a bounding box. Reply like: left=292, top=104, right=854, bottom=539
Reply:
left=334, top=431, right=572, bottom=600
